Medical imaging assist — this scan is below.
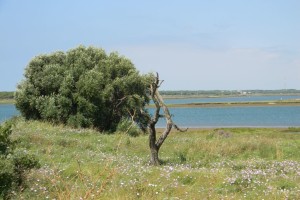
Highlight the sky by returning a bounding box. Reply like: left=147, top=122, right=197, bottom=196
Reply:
left=0, top=0, right=299, bottom=91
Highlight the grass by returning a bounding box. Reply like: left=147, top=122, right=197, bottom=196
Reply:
left=8, top=119, right=300, bottom=199
left=0, top=99, right=15, bottom=104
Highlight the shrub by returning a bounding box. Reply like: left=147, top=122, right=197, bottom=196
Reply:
left=0, top=158, right=14, bottom=199
left=15, top=46, right=151, bottom=131
left=0, top=120, right=40, bottom=199
left=0, top=120, right=14, bottom=155
left=12, top=149, right=41, bottom=187
left=116, top=118, right=141, bottom=137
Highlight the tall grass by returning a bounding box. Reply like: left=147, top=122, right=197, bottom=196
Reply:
left=10, top=119, right=300, bottom=199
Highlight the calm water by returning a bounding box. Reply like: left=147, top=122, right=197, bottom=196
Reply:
left=155, top=95, right=300, bottom=127
left=153, top=106, right=300, bottom=128
left=0, top=104, right=19, bottom=123
left=1, top=103, right=300, bottom=127
left=164, top=95, right=300, bottom=104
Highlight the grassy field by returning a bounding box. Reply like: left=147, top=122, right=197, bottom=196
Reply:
left=8, top=119, right=300, bottom=199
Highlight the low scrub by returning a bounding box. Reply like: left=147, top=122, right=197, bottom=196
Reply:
left=7, top=119, right=300, bottom=199
left=0, top=119, right=40, bottom=199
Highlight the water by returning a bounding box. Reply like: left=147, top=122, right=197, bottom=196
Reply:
left=164, top=95, right=300, bottom=104
left=153, top=106, right=300, bottom=128
left=155, top=95, right=300, bottom=128
left=1, top=103, right=300, bottom=128
left=0, top=104, right=19, bottom=123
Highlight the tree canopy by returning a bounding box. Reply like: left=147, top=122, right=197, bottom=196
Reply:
left=15, top=46, right=150, bottom=131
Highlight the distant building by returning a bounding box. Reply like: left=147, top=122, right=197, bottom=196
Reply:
left=239, top=91, right=247, bottom=95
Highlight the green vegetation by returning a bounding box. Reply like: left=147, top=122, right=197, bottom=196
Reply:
left=15, top=46, right=150, bottom=131
left=0, top=92, right=14, bottom=99
left=0, top=119, right=40, bottom=199
left=0, top=92, right=14, bottom=104
left=6, top=118, right=300, bottom=199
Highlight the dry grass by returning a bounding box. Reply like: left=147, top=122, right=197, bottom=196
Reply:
left=9, top=119, right=300, bottom=199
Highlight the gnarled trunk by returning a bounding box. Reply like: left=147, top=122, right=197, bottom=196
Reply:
left=149, top=123, right=160, bottom=165
left=148, top=73, right=187, bottom=165
left=149, top=144, right=160, bottom=165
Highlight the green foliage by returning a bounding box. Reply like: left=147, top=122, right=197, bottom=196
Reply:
left=0, top=120, right=14, bottom=155
left=0, top=158, right=14, bottom=199
left=0, top=92, right=14, bottom=99
left=116, top=118, right=141, bottom=137
left=11, top=149, right=41, bottom=187
left=0, top=120, right=40, bottom=199
left=286, top=127, right=300, bottom=132
left=176, top=151, right=187, bottom=163
left=15, top=46, right=151, bottom=131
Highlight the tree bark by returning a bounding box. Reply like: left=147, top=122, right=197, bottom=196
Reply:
left=150, top=148, right=160, bottom=165
left=148, top=73, right=187, bottom=165
left=149, top=120, right=160, bottom=165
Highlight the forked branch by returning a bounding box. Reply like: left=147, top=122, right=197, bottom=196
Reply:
left=148, top=72, right=187, bottom=165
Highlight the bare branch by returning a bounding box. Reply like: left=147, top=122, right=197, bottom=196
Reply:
left=127, top=108, right=136, bottom=122
left=173, top=124, right=188, bottom=132
left=149, top=74, right=161, bottom=125
left=153, top=87, right=187, bottom=149
left=158, top=80, right=164, bottom=88
left=116, top=96, right=127, bottom=108
left=148, top=72, right=188, bottom=165
left=123, top=109, right=137, bottom=134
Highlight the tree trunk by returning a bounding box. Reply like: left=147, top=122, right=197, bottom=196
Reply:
left=150, top=145, right=160, bottom=165
left=147, top=73, right=187, bottom=165
left=149, top=123, right=160, bottom=165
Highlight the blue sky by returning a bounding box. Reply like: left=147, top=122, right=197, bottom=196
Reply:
left=0, top=0, right=299, bottom=91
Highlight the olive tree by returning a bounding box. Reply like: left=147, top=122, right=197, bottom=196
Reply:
left=15, top=46, right=150, bottom=131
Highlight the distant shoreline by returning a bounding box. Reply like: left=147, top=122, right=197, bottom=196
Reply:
left=2, top=99, right=300, bottom=108
left=147, top=99, right=300, bottom=108
left=0, top=99, right=15, bottom=104
left=161, top=93, right=300, bottom=99
left=162, top=101, right=300, bottom=108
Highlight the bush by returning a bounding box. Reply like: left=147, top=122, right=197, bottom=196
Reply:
left=0, top=158, right=14, bottom=199
left=11, top=149, right=41, bottom=187
left=15, top=46, right=151, bottom=131
left=0, top=120, right=40, bottom=199
left=0, top=120, right=14, bottom=155
left=116, top=118, right=141, bottom=137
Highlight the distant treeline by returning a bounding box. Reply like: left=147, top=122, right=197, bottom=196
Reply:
left=1, top=90, right=300, bottom=100
left=160, top=89, right=300, bottom=96
left=0, top=91, right=14, bottom=99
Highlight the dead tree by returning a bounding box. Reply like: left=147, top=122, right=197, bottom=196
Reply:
left=148, top=73, right=187, bottom=165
